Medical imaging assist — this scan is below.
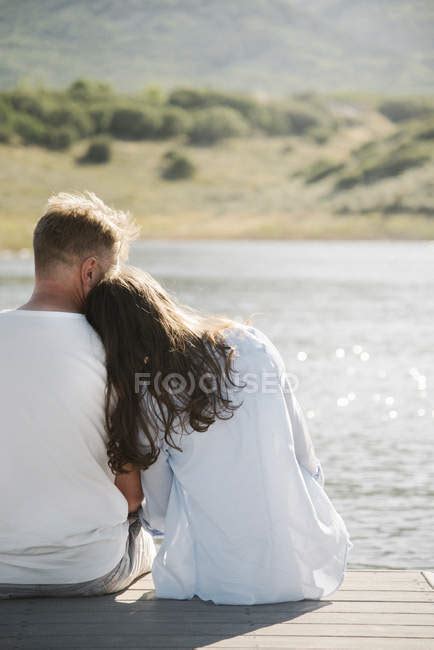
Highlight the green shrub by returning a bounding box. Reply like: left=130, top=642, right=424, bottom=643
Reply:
left=169, top=88, right=215, bottom=110
left=415, top=121, right=434, bottom=141
left=169, top=89, right=306, bottom=136
left=286, top=108, right=320, bottom=134
left=305, top=159, right=345, bottom=184
left=335, top=150, right=430, bottom=191
left=362, top=153, right=430, bottom=183
left=8, top=91, right=48, bottom=120
left=44, top=127, right=75, bottom=150
left=170, top=88, right=260, bottom=118
left=247, top=104, right=291, bottom=135
left=0, top=124, right=12, bottom=143
left=378, top=99, right=434, bottom=123
left=309, top=126, right=332, bottom=145
left=14, top=115, right=74, bottom=150
left=188, top=107, right=249, bottom=145
left=334, top=174, right=359, bottom=191
left=141, top=85, right=166, bottom=106
left=67, top=79, right=113, bottom=103
left=46, top=105, right=92, bottom=137
left=0, top=98, right=12, bottom=122
left=169, top=89, right=334, bottom=138
left=0, top=99, right=12, bottom=142
left=13, top=114, right=47, bottom=145
left=161, top=150, right=195, bottom=180
left=352, top=140, right=377, bottom=159
left=158, top=107, right=191, bottom=138
left=89, top=105, right=114, bottom=134
left=109, top=107, right=161, bottom=139
left=77, top=138, right=112, bottom=164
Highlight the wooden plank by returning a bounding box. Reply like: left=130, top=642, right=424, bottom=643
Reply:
left=111, top=583, right=434, bottom=602
left=299, top=591, right=434, bottom=603
left=114, top=590, right=434, bottom=603
left=2, top=635, right=434, bottom=649
left=204, top=640, right=434, bottom=649
left=2, top=598, right=433, bottom=615
left=4, top=596, right=434, bottom=615
left=135, top=570, right=422, bottom=582
left=342, top=573, right=428, bottom=580
left=341, top=576, right=431, bottom=591
left=344, top=570, right=423, bottom=572
left=422, top=572, right=434, bottom=589
left=131, top=572, right=432, bottom=592
left=129, top=581, right=433, bottom=593
left=342, top=576, right=428, bottom=584
left=2, top=611, right=433, bottom=626
left=1, top=622, right=433, bottom=638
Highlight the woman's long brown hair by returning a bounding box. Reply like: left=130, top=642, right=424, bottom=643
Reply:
left=85, top=267, right=239, bottom=473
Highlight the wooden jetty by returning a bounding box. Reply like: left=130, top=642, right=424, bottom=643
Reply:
left=1, top=570, right=433, bottom=649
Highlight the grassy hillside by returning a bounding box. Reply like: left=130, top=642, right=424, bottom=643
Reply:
left=0, top=0, right=433, bottom=94
left=1, top=90, right=434, bottom=249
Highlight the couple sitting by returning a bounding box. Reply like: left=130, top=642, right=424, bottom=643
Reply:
left=0, top=193, right=351, bottom=605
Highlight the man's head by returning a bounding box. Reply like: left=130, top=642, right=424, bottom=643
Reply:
left=33, top=192, right=137, bottom=308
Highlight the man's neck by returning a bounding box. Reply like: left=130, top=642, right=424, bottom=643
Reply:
left=19, top=282, right=83, bottom=313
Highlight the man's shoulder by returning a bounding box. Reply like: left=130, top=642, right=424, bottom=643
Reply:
left=0, top=310, right=106, bottom=361
left=54, top=315, right=106, bottom=361
left=0, top=309, right=17, bottom=325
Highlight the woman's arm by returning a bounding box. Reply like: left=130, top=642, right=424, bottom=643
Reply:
left=283, top=376, right=325, bottom=487
left=140, top=447, right=173, bottom=533
left=249, top=326, right=324, bottom=486
left=115, top=464, right=144, bottom=514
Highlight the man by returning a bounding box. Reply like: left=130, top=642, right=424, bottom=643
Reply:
left=0, top=192, right=155, bottom=598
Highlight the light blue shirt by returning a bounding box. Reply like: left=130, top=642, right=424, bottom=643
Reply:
left=140, top=324, right=352, bottom=604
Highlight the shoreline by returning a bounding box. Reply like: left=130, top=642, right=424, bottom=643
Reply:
left=3, top=211, right=434, bottom=252
left=2, top=235, right=434, bottom=259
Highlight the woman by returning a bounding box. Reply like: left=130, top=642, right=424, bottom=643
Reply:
left=86, top=267, right=352, bottom=605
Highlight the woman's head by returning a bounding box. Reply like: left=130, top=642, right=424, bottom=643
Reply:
left=86, top=267, right=238, bottom=473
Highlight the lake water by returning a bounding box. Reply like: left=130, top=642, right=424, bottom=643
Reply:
left=1, top=240, right=433, bottom=570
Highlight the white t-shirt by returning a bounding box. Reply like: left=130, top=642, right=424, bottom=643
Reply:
left=0, top=310, right=129, bottom=584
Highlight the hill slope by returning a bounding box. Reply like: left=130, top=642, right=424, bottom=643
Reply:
left=0, top=0, right=433, bottom=94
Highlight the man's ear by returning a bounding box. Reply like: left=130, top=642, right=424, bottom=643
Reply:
left=80, top=257, right=99, bottom=295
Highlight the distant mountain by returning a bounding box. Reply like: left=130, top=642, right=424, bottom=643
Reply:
left=0, top=0, right=433, bottom=94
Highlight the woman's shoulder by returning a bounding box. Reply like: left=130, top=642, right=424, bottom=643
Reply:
left=223, top=322, right=269, bottom=344
left=222, top=321, right=262, bottom=345
left=222, top=323, right=284, bottom=369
